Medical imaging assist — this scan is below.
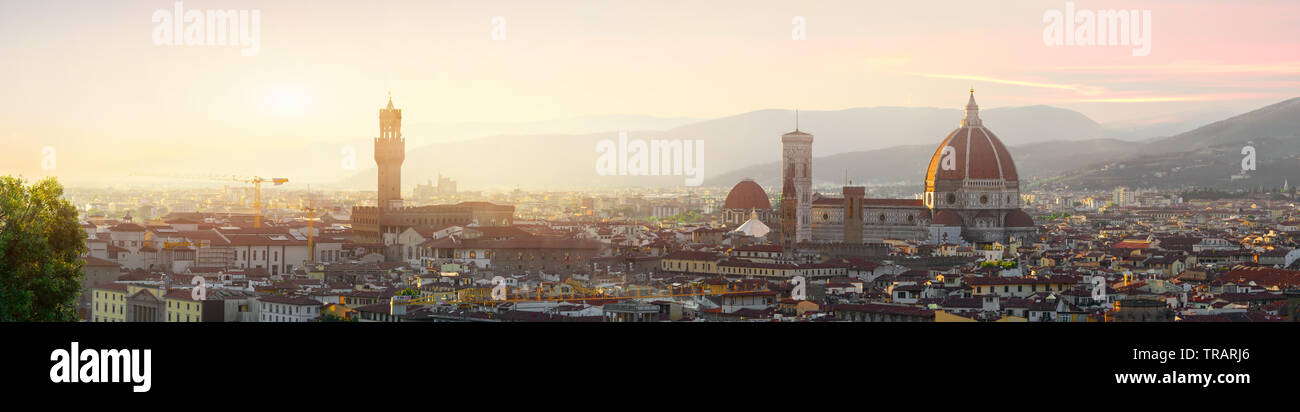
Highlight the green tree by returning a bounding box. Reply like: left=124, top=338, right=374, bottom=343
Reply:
left=319, top=313, right=356, bottom=322
left=0, top=176, right=86, bottom=322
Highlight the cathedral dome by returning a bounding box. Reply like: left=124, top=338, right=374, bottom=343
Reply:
left=924, top=91, right=1018, bottom=192
left=724, top=179, right=771, bottom=210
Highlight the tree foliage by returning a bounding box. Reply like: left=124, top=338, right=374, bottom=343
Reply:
left=0, top=176, right=86, bottom=322
left=320, top=313, right=356, bottom=322
left=979, top=260, right=1018, bottom=269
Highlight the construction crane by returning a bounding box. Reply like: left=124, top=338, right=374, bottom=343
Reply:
left=302, top=186, right=319, bottom=265
left=232, top=175, right=289, bottom=228
left=126, top=172, right=289, bottom=227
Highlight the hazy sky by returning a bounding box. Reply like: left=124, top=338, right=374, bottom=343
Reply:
left=2, top=0, right=1297, bottom=185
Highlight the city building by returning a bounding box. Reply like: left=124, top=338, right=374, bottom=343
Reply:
left=730, top=91, right=1037, bottom=247
left=350, top=94, right=516, bottom=257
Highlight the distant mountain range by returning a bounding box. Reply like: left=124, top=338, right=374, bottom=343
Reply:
left=338, top=104, right=1137, bottom=190
left=711, top=138, right=1145, bottom=190
left=716, top=97, right=1300, bottom=192
left=1043, top=97, right=1300, bottom=191
left=332, top=97, right=1300, bottom=192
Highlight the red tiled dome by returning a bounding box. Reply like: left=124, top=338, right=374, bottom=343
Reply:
left=932, top=210, right=963, bottom=226
left=724, top=180, right=770, bottom=210
left=1005, top=209, right=1035, bottom=227
left=925, top=127, right=1018, bottom=188
left=924, top=93, right=1018, bottom=191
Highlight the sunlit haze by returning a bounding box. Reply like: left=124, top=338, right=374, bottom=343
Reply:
left=2, top=0, right=1298, bottom=187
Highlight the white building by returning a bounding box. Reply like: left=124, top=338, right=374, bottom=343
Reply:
left=258, top=295, right=321, bottom=322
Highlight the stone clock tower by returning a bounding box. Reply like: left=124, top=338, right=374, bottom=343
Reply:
left=376, top=92, right=405, bottom=210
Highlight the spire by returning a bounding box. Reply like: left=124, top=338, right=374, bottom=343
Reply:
left=386, top=90, right=395, bottom=109
left=795, top=109, right=800, bottom=131
left=962, top=88, right=981, bottom=127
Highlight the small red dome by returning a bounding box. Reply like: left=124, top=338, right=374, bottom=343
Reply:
left=932, top=210, right=963, bottom=226
left=1005, top=209, right=1035, bottom=227
left=724, top=180, right=770, bottom=210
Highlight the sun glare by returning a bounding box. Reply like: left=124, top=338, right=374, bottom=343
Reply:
left=262, top=87, right=312, bottom=116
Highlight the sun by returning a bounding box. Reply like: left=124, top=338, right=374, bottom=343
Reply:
left=261, top=87, right=311, bottom=116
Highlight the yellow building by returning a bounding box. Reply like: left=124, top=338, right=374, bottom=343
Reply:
left=164, top=289, right=204, bottom=322
left=421, top=289, right=459, bottom=303
left=967, top=276, right=1078, bottom=298
left=457, top=286, right=494, bottom=302
left=935, top=311, right=1028, bottom=322
left=91, top=284, right=130, bottom=322
left=660, top=251, right=721, bottom=275
left=93, top=284, right=173, bottom=322
left=718, top=261, right=797, bottom=278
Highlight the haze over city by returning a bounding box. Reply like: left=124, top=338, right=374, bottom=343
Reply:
left=2, top=0, right=1298, bottom=188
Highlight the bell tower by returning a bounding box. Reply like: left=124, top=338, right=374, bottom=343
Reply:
left=376, top=91, right=405, bottom=210
left=780, top=175, right=798, bottom=257
left=781, top=113, right=813, bottom=243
